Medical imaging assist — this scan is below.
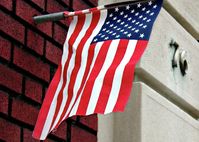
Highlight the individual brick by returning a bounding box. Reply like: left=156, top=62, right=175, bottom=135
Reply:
left=11, top=99, right=39, bottom=126
left=25, top=78, right=42, bottom=103
left=0, top=11, right=25, bottom=43
left=46, top=0, right=66, bottom=13
left=13, top=47, right=50, bottom=82
left=71, top=125, right=97, bottom=142
left=51, top=121, right=67, bottom=140
left=0, top=64, right=23, bottom=93
left=37, top=22, right=53, bottom=37
left=0, top=0, right=12, bottom=11
left=0, top=36, right=11, bottom=61
left=0, top=118, right=20, bottom=142
left=31, top=0, right=45, bottom=9
left=53, top=24, right=67, bottom=45
left=23, top=128, right=40, bottom=142
left=27, top=29, right=44, bottom=55
left=0, top=91, right=8, bottom=114
left=45, top=41, right=62, bottom=65
left=80, top=114, right=97, bottom=131
left=16, top=0, right=40, bottom=24
left=73, top=0, right=91, bottom=10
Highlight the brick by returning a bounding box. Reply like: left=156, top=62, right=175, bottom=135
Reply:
left=13, top=47, right=50, bottom=82
left=71, top=126, right=97, bottom=142
left=73, top=0, right=91, bottom=10
left=31, top=0, right=45, bottom=9
left=51, top=121, right=67, bottom=140
left=0, top=36, right=11, bottom=61
left=0, top=118, right=20, bottom=142
left=80, top=114, right=97, bottom=131
left=53, top=24, right=67, bottom=45
left=46, top=42, right=62, bottom=65
left=27, top=29, right=44, bottom=55
left=12, top=99, right=39, bottom=126
left=23, top=129, right=40, bottom=142
left=46, top=0, right=66, bottom=13
left=0, top=91, right=8, bottom=114
left=37, top=22, right=53, bottom=37
left=0, top=11, right=25, bottom=43
left=0, top=64, right=23, bottom=93
left=25, top=78, right=42, bottom=103
left=0, top=0, right=12, bottom=11
left=16, top=0, right=40, bottom=24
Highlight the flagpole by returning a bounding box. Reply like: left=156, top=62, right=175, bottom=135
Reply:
left=33, top=0, right=154, bottom=24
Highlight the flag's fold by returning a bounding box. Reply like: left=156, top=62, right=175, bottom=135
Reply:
left=33, top=0, right=163, bottom=140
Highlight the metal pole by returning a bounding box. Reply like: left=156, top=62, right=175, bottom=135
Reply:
left=33, top=12, right=65, bottom=24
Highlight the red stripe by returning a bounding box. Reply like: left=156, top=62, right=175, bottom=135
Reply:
left=76, top=40, right=112, bottom=115
left=113, top=40, right=148, bottom=112
left=94, top=39, right=129, bottom=113
left=32, top=65, right=62, bottom=139
left=49, top=15, right=86, bottom=131
left=54, top=11, right=101, bottom=128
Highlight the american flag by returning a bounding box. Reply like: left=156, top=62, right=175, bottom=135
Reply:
left=33, top=0, right=163, bottom=140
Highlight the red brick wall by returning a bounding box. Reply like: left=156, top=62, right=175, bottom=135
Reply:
left=0, top=0, right=98, bottom=141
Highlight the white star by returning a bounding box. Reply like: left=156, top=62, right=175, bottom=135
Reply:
left=127, top=33, right=132, bottom=37
left=128, top=26, right=132, bottom=29
left=132, top=19, right=136, bottom=23
left=101, top=35, right=105, bottom=38
left=102, top=28, right=106, bottom=31
left=128, top=17, right=132, bottom=21
left=124, top=24, right=128, bottom=27
left=146, top=10, right=150, bottom=14
left=124, top=31, right=128, bottom=34
left=117, top=28, right=121, bottom=31
left=106, top=30, right=110, bottom=33
left=147, top=19, right=151, bottom=22
left=105, top=37, right=109, bottom=40
left=109, top=31, right=113, bottom=34
left=120, top=29, right=124, bottom=32
left=124, top=14, right=128, bottom=18
left=112, top=33, right=116, bottom=36
left=115, top=7, right=119, bottom=12
left=143, top=17, right=147, bottom=21
left=140, top=33, right=144, bottom=38
left=116, top=35, right=120, bottom=38
left=126, top=5, right=130, bottom=10
left=153, top=5, right=157, bottom=9
left=117, top=19, right=121, bottom=23
left=98, top=33, right=102, bottom=36
left=110, top=24, right=114, bottom=27
left=135, top=29, right=139, bottom=33
left=131, top=9, right=135, bottom=13
left=139, top=15, right=143, bottom=19
left=135, top=22, right=140, bottom=25
left=150, top=12, right=154, bottom=16
left=142, top=7, right=146, bottom=11
left=131, top=28, right=135, bottom=31
left=139, top=23, right=143, bottom=27
left=120, top=11, right=124, bottom=15
left=113, top=26, right=117, bottom=29
left=143, top=25, right=147, bottom=28
left=120, top=22, right=125, bottom=25
left=135, top=12, right=139, bottom=16
left=113, top=17, right=117, bottom=20
left=106, top=21, right=110, bottom=25
left=109, top=14, right=113, bottom=17
left=94, top=38, right=98, bottom=42
left=137, top=3, right=141, bottom=8
left=148, top=1, right=152, bottom=6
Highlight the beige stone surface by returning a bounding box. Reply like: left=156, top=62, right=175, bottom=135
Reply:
left=98, top=83, right=199, bottom=142
left=136, top=8, right=199, bottom=117
left=164, top=0, right=199, bottom=40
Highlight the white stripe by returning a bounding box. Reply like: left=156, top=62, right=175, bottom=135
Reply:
left=68, top=10, right=107, bottom=117
left=104, top=40, right=137, bottom=114
left=40, top=16, right=78, bottom=139
left=86, top=39, right=120, bottom=115
left=50, top=14, right=93, bottom=131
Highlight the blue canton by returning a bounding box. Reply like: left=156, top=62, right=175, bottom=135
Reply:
left=93, top=0, right=162, bottom=43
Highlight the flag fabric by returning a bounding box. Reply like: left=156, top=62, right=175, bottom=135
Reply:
left=33, top=0, right=163, bottom=140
